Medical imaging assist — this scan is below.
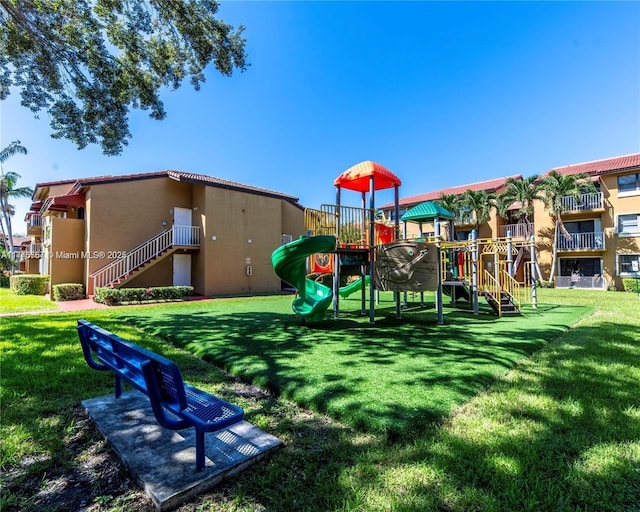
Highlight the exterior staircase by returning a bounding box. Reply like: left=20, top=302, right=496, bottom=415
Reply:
left=483, top=290, right=520, bottom=315
left=89, top=226, right=200, bottom=291
left=481, top=269, right=521, bottom=316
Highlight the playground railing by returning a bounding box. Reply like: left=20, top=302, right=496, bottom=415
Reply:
left=304, top=208, right=337, bottom=237
left=483, top=270, right=502, bottom=317
left=304, top=205, right=394, bottom=247
left=499, top=270, right=522, bottom=310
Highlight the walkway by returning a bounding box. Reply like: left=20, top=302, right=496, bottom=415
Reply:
left=1, top=296, right=213, bottom=317
left=56, top=298, right=110, bottom=312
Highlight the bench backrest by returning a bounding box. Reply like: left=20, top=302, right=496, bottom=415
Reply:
left=77, top=319, right=188, bottom=411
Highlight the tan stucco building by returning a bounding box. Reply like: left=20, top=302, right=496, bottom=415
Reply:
left=24, top=171, right=305, bottom=296
left=380, top=153, right=640, bottom=290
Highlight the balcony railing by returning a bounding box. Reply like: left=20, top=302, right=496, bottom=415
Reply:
left=556, top=231, right=604, bottom=251
left=560, top=192, right=603, bottom=213
left=555, top=276, right=606, bottom=290
left=28, top=214, right=43, bottom=229
left=499, top=223, right=533, bottom=239
left=17, top=243, right=43, bottom=262
left=454, top=213, right=474, bottom=225
left=27, top=243, right=42, bottom=256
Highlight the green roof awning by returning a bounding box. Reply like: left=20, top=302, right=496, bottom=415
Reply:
left=400, top=201, right=454, bottom=222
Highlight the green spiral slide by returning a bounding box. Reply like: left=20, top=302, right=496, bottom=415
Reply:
left=271, top=235, right=336, bottom=321
left=339, top=275, right=371, bottom=298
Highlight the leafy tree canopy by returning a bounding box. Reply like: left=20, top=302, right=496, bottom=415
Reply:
left=0, top=0, right=247, bottom=155
left=496, top=175, right=543, bottom=223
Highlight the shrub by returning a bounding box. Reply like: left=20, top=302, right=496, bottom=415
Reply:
left=621, top=277, right=640, bottom=293
left=93, top=287, right=120, bottom=306
left=9, top=274, right=49, bottom=295
left=93, top=286, right=194, bottom=305
left=0, top=273, right=9, bottom=288
left=53, top=283, right=85, bottom=301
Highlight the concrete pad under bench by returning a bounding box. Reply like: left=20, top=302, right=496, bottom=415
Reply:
left=82, top=390, right=282, bottom=511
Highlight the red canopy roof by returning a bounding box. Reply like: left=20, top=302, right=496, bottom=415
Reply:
left=334, top=161, right=401, bottom=192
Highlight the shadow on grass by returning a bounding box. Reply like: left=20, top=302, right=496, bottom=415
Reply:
left=374, top=319, right=640, bottom=511
left=3, top=299, right=636, bottom=511
left=117, top=300, right=591, bottom=443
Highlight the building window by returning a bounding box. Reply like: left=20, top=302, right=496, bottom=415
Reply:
left=618, top=213, right=640, bottom=235
left=389, top=208, right=407, bottom=222
left=618, top=254, right=640, bottom=276
left=618, top=173, right=640, bottom=194
left=559, top=257, right=602, bottom=278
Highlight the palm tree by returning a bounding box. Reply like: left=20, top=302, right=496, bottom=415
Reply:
left=460, top=189, right=496, bottom=235
left=497, top=175, right=543, bottom=225
left=434, top=193, right=462, bottom=240
left=538, top=170, right=596, bottom=283
left=0, top=141, right=31, bottom=254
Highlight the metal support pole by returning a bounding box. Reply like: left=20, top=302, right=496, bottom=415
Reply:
left=370, top=177, right=377, bottom=324
left=435, top=220, right=443, bottom=325
left=393, top=184, right=401, bottom=320
left=530, top=235, right=537, bottom=309
left=472, top=229, right=479, bottom=315
left=361, top=191, right=367, bottom=316
left=506, top=230, right=513, bottom=277
left=333, top=187, right=341, bottom=320
left=403, top=220, right=408, bottom=308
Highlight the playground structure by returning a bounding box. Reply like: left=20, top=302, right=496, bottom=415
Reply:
left=271, top=161, right=539, bottom=323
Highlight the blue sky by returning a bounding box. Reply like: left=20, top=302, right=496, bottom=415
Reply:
left=2, top=1, right=639, bottom=234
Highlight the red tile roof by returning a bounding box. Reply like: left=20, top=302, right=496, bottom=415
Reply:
left=544, top=153, right=640, bottom=177
left=33, top=170, right=300, bottom=204
left=169, top=171, right=300, bottom=202
left=382, top=174, right=522, bottom=209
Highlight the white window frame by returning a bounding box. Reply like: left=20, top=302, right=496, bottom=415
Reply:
left=616, top=212, right=640, bottom=237
left=617, top=172, right=640, bottom=197
left=617, top=253, right=640, bottom=277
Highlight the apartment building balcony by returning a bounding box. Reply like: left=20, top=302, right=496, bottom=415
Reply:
left=454, top=213, right=474, bottom=227
left=27, top=214, right=43, bottom=234
left=499, top=223, right=533, bottom=239
left=556, top=231, right=605, bottom=252
left=23, top=243, right=43, bottom=258
left=555, top=275, right=606, bottom=290
left=27, top=243, right=42, bottom=257
left=560, top=192, right=604, bottom=218
left=18, top=244, right=42, bottom=262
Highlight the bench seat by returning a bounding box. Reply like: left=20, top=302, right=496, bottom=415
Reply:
left=77, top=319, right=244, bottom=471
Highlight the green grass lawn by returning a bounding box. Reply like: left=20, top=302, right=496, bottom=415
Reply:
left=0, top=287, right=58, bottom=314
left=1, top=289, right=639, bottom=511
left=115, top=293, right=591, bottom=441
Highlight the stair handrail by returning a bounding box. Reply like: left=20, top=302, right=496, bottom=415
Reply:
left=483, top=270, right=502, bottom=317
left=499, top=270, right=521, bottom=311
left=90, top=229, right=174, bottom=289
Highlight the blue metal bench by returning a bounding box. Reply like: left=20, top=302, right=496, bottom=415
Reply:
left=77, top=319, right=244, bottom=471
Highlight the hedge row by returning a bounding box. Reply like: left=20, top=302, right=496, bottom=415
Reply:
left=53, top=283, right=85, bottom=301
left=0, top=274, right=9, bottom=288
left=621, top=277, right=640, bottom=293
left=9, top=274, right=49, bottom=295
left=94, top=286, right=194, bottom=305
